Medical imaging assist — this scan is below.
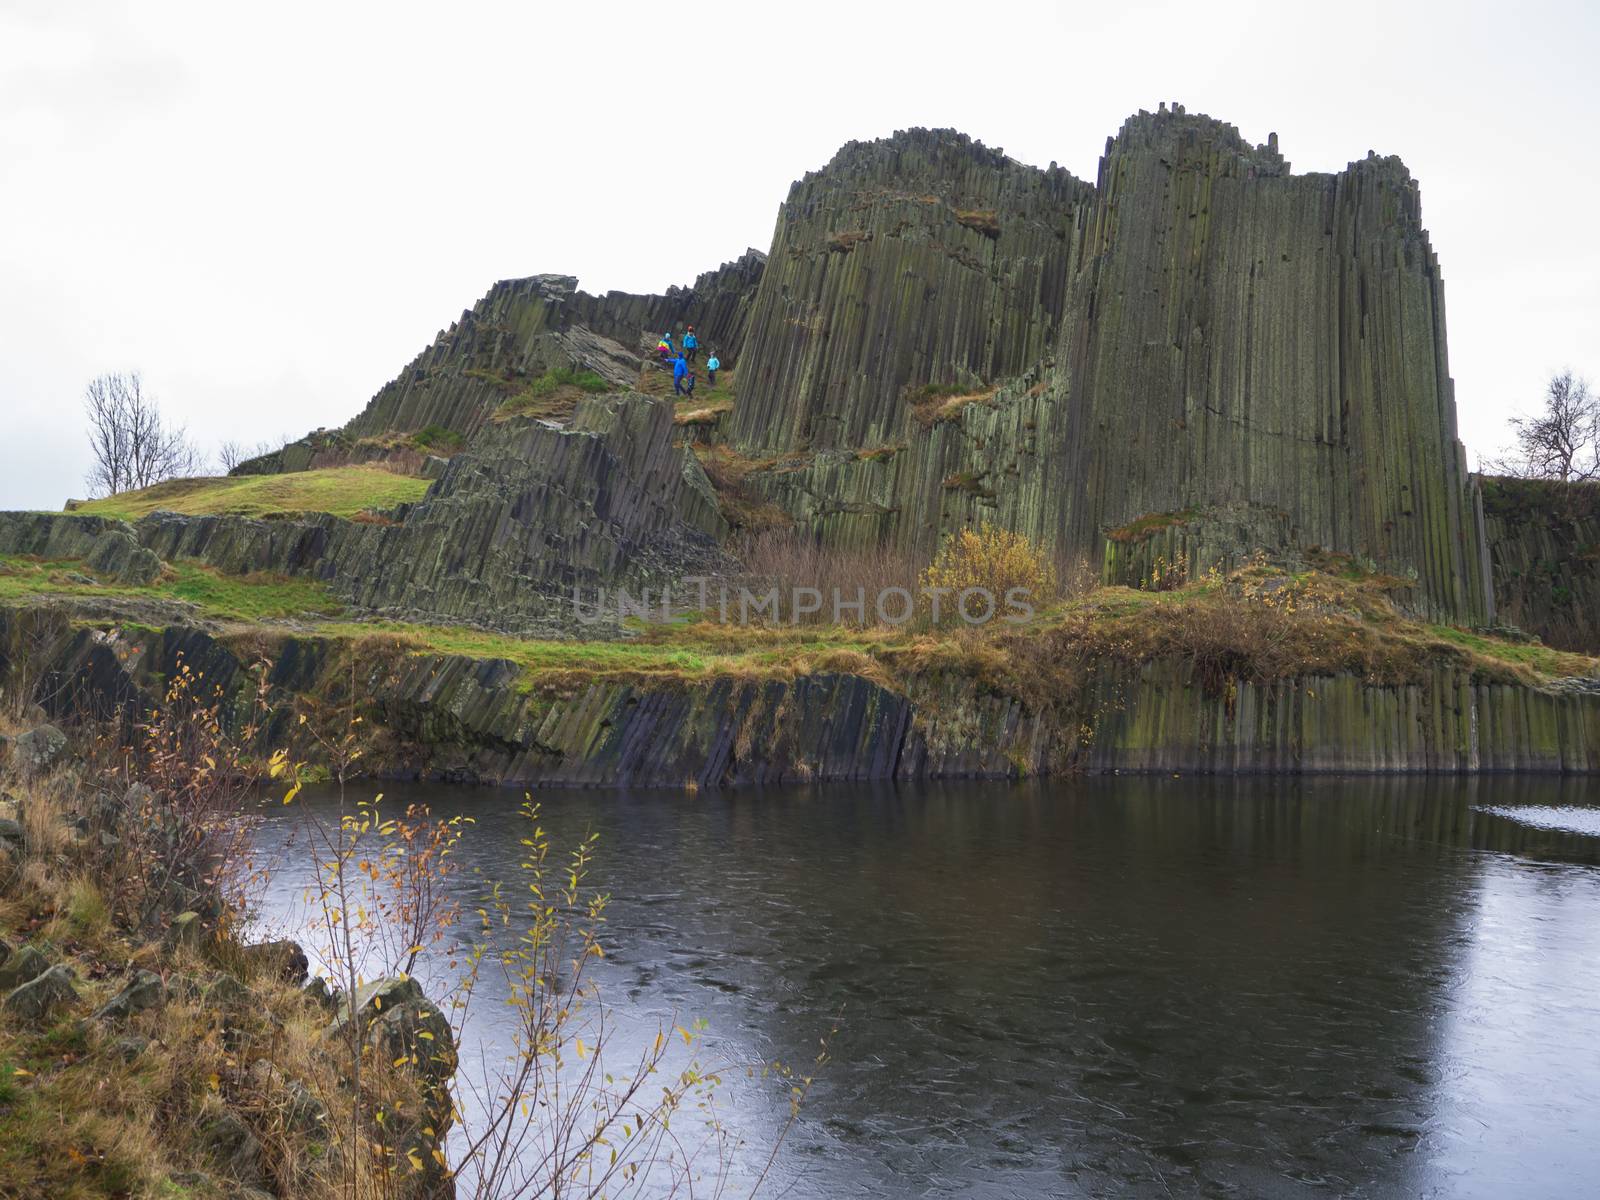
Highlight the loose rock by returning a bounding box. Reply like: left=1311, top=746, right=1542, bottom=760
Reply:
left=4, top=964, right=79, bottom=1021
left=14, top=724, right=68, bottom=776
left=94, top=969, right=165, bottom=1021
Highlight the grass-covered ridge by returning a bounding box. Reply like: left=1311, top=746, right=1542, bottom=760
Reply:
left=0, top=557, right=339, bottom=621
left=4, top=548, right=1597, bottom=693
left=72, top=466, right=432, bottom=522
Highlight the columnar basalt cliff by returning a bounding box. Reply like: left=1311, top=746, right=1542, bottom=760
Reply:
left=5, top=105, right=1592, bottom=784
left=4, top=395, right=721, bottom=635
left=727, top=129, right=1094, bottom=453
left=1481, top=477, right=1600, bottom=652
left=728, top=108, right=1492, bottom=624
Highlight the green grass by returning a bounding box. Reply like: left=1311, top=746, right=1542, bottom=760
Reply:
left=1425, top=624, right=1595, bottom=679
left=0, top=557, right=339, bottom=621
left=496, top=368, right=611, bottom=421
left=72, top=466, right=431, bottom=522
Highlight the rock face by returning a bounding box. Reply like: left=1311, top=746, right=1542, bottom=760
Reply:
left=243, top=251, right=765, bottom=471
left=728, top=109, right=1493, bottom=624
left=8, top=606, right=1599, bottom=784
left=1482, top=477, right=1600, bottom=652
left=0, top=395, right=725, bottom=637
left=728, top=129, right=1093, bottom=452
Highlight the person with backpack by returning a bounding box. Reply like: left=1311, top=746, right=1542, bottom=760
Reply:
left=706, top=352, right=720, bottom=387
left=672, top=352, right=688, bottom=396
left=682, top=326, right=699, bottom=364
left=683, top=369, right=697, bottom=398
left=657, top=333, right=674, bottom=362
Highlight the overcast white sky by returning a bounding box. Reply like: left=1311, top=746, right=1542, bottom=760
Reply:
left=2, top=0, right=1596, bottom=509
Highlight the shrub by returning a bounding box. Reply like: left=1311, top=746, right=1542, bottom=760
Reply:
left=411, top=424, right=464, bottom=452
left=921, top=525, right=1057, bottom=624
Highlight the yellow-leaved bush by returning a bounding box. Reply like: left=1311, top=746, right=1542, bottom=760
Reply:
left=920, top=524, right=1057, bottom=625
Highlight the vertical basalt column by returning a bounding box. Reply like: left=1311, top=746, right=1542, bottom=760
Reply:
left=729, top=128, right=1093, bottom=454
left=1058, top=110, right=1491, bottom=622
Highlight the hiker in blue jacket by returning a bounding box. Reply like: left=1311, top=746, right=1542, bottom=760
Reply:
left=672, top=353, right=688, bottom=396
left=706, top=352, right=720, bottom=386
left=682, top=326, right=699, bottom=364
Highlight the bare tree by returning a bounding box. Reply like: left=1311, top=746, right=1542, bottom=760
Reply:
left=83, top=372, right=203, bottom=497
left=217, top=438, right=278, bottom=472
left=1487, top=370, right=1600, bottom=482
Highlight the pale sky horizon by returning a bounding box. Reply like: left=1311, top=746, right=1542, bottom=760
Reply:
left=2, top=0, right=1597, bottom=509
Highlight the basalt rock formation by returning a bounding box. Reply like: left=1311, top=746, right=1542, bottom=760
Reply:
left=726, top=108, right=1493, bottom=624
left=4, top=394, right=721, bottom=636
left=1481, top=477, right=1600, bottom=652
left=241, top=251, right=765, bottom=474
left=7, top=607, right=1599, bottom=784
left=727, top=129, right=1094, bottom=452
left=219, top=106, right=1501, bottom=628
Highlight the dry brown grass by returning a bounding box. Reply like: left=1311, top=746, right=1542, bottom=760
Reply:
left=954, top=208, right=1001, bottom=237
left=0, top=751, right=429, bottom=1200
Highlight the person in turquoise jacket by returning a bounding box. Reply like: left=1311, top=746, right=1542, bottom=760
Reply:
left=672, top=353, right=688, bottom=396
left=682, top=326, right=699, bottom=364
left=706, top=353, right=720, bottom=386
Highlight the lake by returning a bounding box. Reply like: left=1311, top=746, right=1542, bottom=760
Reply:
left=251, top=775, right=1600, bottom=1198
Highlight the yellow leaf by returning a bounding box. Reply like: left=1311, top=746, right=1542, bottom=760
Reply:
left=576, top=1038, right=587, bottom=1060
left=407, top=1150, right=424, bottom=1172
left=11, top=1067, right=31, bottom=1078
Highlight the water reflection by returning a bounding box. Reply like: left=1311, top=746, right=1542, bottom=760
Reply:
left=251, top=775, right=1600, bottom=1198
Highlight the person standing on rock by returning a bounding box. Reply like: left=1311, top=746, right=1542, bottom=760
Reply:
left=706, top=352, right=720, bottom=387
left=672, top=352, right=689, bottom=396
left=682, top=326, right=699, bottom=364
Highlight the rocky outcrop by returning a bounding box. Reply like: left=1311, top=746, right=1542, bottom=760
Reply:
left=730, top=108, right=1493, bottom=624
left=7, top=604, right=1598, bottom=783
left=6, top=396, right=724, bottom=637
left=728, top=129, right=1092, bottom=452
left=1482, top=476, right=1600, bottom=653
left=245, top=252, right=766, bottom=470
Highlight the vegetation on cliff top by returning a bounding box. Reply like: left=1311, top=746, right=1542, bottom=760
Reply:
left=0, top=556, right=339, bottom=622
left=71, top=466, right=431, bottom=523
left=5, top=542, right=1598, bottom=699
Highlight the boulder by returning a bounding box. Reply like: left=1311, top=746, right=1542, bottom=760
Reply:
left=204, top=972, right=251, bottom=1007
left=0, top=817, right=24, bottom=852
left=4, top=964, right=79, bottom=1021
left=93, top=969, right=164, bottom=1021
left=198, top=1109, right=266, bottom=1188
left=85, top=528, right=165, bottom=586
left=328, top=976, right=428, bottom=1035
left=238, top=939, right=309, bottom=985
left=0, top=944, right=49, bottom=991
left=14, top=724, right=68, bottom=776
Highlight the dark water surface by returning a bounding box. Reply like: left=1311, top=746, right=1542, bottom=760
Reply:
left=251, top=776, right=1600, bottom=1198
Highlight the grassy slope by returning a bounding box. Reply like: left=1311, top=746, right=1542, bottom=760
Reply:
left=0, top=558, right=338, bottom=621
left=72, top=466, right=431, bottom=522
